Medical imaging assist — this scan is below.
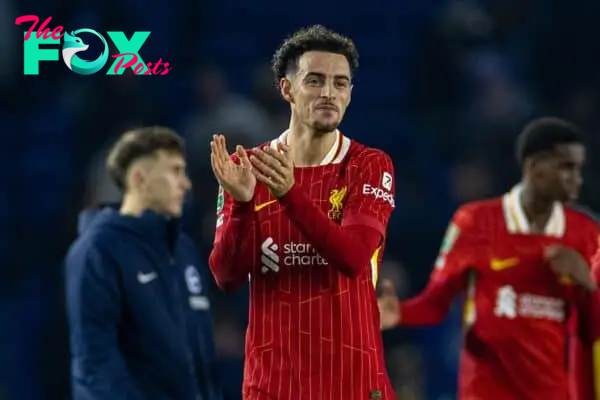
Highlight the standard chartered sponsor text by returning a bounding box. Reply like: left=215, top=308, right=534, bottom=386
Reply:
left=283, top=241, right=328, bottom=266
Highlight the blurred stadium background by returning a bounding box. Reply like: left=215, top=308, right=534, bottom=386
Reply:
left=4, top=1, right=600, bottom=399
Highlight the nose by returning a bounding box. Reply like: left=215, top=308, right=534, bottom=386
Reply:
left=320, top=81, right=334, bottom=99
left=182, top=176, right=192, bottom=191
left=574, top=172, right=583, bottom=188
left=565, top=170, right=582, bottom=195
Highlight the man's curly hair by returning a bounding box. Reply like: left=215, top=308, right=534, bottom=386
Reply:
left=271, top=25, right=359, bottom=84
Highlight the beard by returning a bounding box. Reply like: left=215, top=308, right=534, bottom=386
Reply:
left=312, top=119, right=339, bottom=134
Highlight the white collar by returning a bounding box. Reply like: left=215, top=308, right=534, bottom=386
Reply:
left=501, top=184, right=566, bottom=237
left=269, top=130, right=350, bottom=165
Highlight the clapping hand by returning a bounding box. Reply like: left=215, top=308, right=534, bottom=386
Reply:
left=210, top=134, right=256, bottom=202
left=250, top=144, right=295, bottom=198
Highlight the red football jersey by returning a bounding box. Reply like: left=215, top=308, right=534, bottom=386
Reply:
left=571, top=240, right=600, bottom=400
left=210, top=131, right=396, bottom=400
left=401, top=185, right=599, bottom=400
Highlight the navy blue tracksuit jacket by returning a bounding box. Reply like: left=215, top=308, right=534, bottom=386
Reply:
left=65, top=207, right=221, bottom=400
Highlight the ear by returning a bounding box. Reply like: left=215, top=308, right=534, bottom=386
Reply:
left=280, top=77, right=294, bottom=104
left=128, top=165, right=147, bottom=190
left=524, top=156, right=545, bottom=179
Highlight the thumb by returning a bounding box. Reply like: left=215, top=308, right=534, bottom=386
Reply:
left=236, top=145, right=252, bottom=170
left=379, top=279, right=397, bottom=298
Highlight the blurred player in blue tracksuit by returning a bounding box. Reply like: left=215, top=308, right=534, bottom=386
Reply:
left=65, top=127, right=221, bottom=400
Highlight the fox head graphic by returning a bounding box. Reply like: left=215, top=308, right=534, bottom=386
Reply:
left=62, top=31, right=89, bottom=70
left=61, top=29, right=109, bottom=75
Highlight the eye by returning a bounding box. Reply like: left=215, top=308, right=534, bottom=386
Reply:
left=305, top=75, right=324, bottom=86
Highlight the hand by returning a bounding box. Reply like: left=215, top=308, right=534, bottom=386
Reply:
left=545, top=245, right=597, bottom=291
left=210, top=134, right=256, bottom=202
left=378, top=279, right=401, bottom=329
left=249, top=144, right=295, bottom=198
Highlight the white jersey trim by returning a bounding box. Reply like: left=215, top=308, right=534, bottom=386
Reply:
left=269, top=130, right=350, bottom=165
left=501, top=184, right=565, bottom=237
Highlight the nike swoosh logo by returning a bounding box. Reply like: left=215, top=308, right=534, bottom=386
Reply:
left=137, top=271, right=158, bottom=284
left=254, top=200, right=277, bottom=212
left=490, top=257, right=519, bottom=271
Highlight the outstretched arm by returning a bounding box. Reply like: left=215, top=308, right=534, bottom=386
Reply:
left=393, top=205, right=486, bottom=326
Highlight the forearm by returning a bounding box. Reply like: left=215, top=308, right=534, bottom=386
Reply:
left=279, top=184, right=380, bottom=278
left=209, top=201, right=254, bottom=291
left=400, top=276, right=462, bottom=325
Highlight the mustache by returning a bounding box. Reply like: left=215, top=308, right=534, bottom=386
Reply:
left=314, top=102, right=339, bottom=111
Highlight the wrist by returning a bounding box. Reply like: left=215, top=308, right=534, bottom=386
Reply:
left=231, top=197, right=254, bottom=213
left=277, top=183, right=299, bottom=204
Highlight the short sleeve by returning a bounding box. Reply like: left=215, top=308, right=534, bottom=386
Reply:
left=432, top=205, right=487, bottom=279
left=341, top=149, right=395, bottom=238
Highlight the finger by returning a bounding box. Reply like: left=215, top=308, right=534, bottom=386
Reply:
left=265, top=146, right=288, bottom=164
left=250, top=154, right=285, bottom=182
left=256, top=148, right=282, bottom=167
left=210, top=153, right=224, bottom=182
left=211, top=135, right=224, bottom=161
left=219, top=135, right=230, bottom=162
left=210, top=140, right=226, bottom=172
left=574, top=270, right=597, bottom=292
left=210, top=139, right=219, bottom=158
left=252, top=168, right=276, bottom=187
left=272, top=144, right=293, bottom=169
left=278, top=142, right=290, bottom=152
left=216, top=134, right=229, bottom=162
left=210, top=152, right=217, bottom=174
left=256, top=149, right=287, bottom=176
left=210, top=142, right=220, bottom=169
left=564, top=265, right=597, bottom=292
left=237, top=145, right=253, bottom=170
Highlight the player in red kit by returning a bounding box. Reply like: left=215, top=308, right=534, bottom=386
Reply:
left=378, top=117, right=599, bottom=400
left=209, top=25, right=396, bottom=400
left=572, top=232, right=600, bottom=400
